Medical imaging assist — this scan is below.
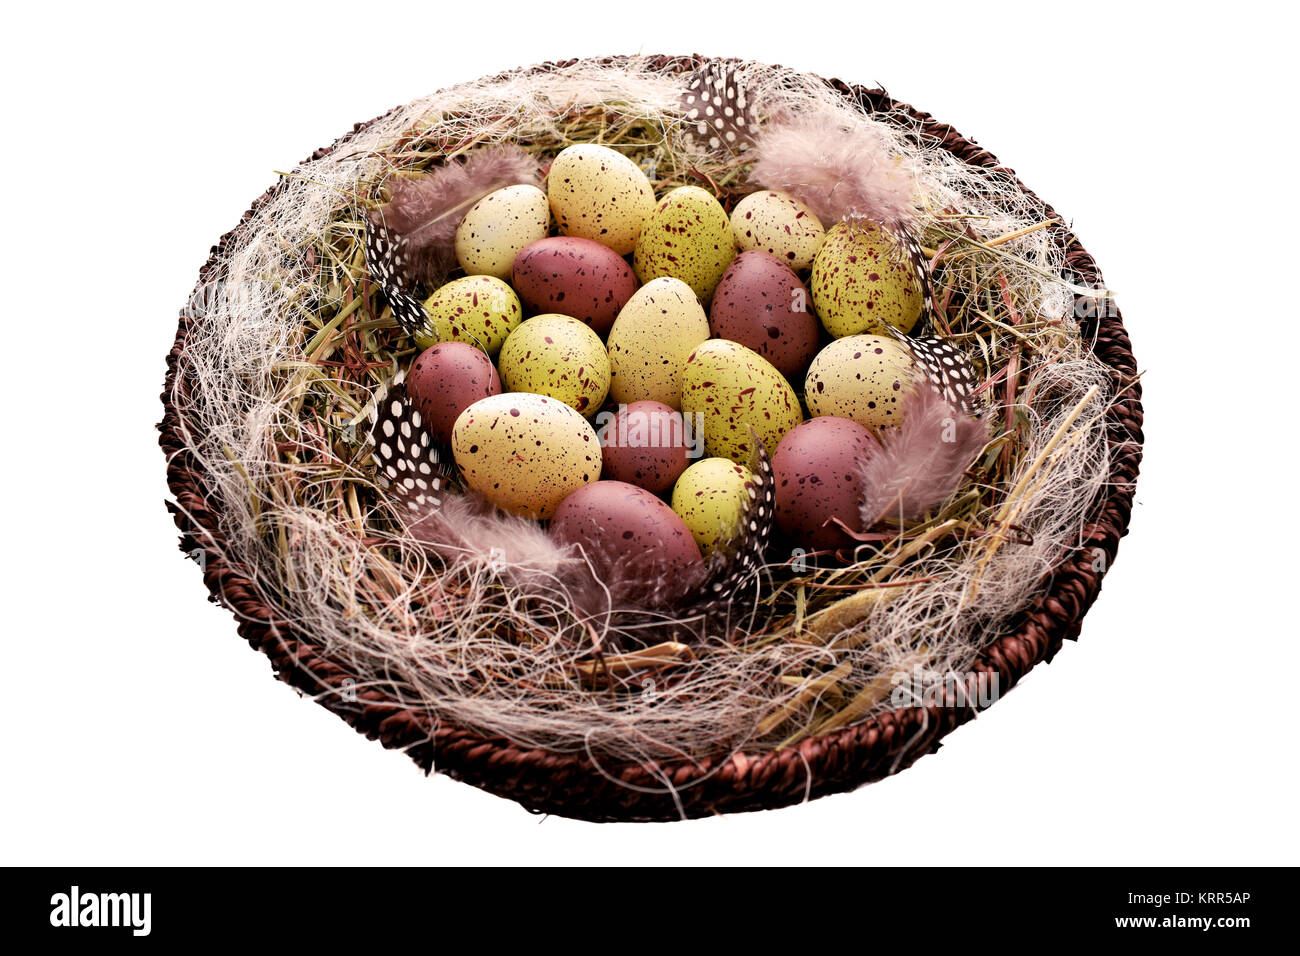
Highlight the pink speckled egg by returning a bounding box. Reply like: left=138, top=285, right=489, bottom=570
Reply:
left=709, top=251, right=821, bottom=377
left=551, top=481, right=704, bottom=604
left=406, top=341, right=502, bottom=443
left=512, top=236, right=639, bottom=336
left=772, top=416, right=878, bottom=551
left=597, top=401, right=692, bottom=493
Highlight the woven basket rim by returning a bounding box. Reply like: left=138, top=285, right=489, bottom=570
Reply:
left=158, top=54, right=1145, bottom=822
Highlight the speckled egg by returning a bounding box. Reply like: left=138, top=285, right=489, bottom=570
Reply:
left=606, top=277, right=709, bottom=409
left=547, top=144, right=656, bottom=255
left=773, top=417, right=877, bottom=551
left=451, top=393, right=600, bottom=518
left=680, top=339, right=804, bottom=462
left=811, top=221, right=924, bottom=337
left=709, top=251, right=821, bottom=378
left=406, top=341, right=502, bottom=443
left=454, top=184, right=549, bottom=280
left=551, top=481, right=704, bottom=604
left=597, top=400, right=691, bottom=493
left=497, top=314, right=610, bottom=416
left=730, top=190, right=825, bottom=271
left=804, top=335, right=917, bottom=428
left=417, top=275, right=521, bottom=355
left=633, top=186, right=736, bottom=301
left=511, top=236, right=638, bottom=336
left=670, top=457, right=753, bottom=555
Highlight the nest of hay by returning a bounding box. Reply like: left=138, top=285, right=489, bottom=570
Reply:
left=159, top=55, right=1143, bottom=821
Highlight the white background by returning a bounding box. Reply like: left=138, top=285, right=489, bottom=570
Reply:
left=2, top=1, right=1295, bottom=865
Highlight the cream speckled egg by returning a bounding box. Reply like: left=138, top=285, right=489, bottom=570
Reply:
left=670, top=457, right=753, bottom=555
left=804, top=335, right=917, bottom=429
left=606, top=277, right=709, bottom=409
left=730, top=190, right=826, bottom=271
left=451, top=393, right=601, bottom=518
left=454, top=184, right=549, bottom=279
left=811, top=221, right=924, bottom=337
left=633, top=186, right=737, bottom=301
left=680, top=339, right=804, bottom=461
left=417, top=275, right=521, bottom=355
left=498, top=314, right=610, bottom=417
left=547, top=144, right=656, bottom=255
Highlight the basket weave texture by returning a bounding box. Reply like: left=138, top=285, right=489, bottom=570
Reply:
left=159, top=56, right=1144, bottom=821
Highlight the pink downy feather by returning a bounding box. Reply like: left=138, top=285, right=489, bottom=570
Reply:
left=748, top=114, right=917, bottom=227
left=370, top=145, right=542, bottom=287
left=405, top=491, right=572, bottom=586
left=403, top=493, right=689, bottom=619
left=859, top=381, right=988, bottom=526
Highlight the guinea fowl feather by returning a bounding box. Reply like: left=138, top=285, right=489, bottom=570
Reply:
left=859, top=381, right=988, bottom=526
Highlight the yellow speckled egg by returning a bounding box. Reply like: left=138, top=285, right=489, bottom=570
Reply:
left=730, top=190, right=825, bottom=271
left=804, top=335, right=916, bottom=428
left=811, top=221, right=924, bottom=337
left=634, top=186, right=736, bottom=301
left=454, top=184, right=549, bottom=279
left=680, top=339, right=804, bottom=461
left=606, top=277, right=709, bottom=409
left=547, top=144, right=656, bottom=255
left=417, top=275, right=521, bottom=355
left=498, top=314, right=610, bottom=417
left=671, top=457, right=753, bottom=555
left=451, top=393, right=601, bottom=518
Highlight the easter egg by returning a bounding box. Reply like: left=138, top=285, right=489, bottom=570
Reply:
left=551, top=481, right=704, bottom=604
left=730, top=190, right=825, bottom=271
left=633, top=185, right=736, bottom=301
left=454, top=184, right=549, bottom=280
left=418, top=275, right=521, bottom=355
left=804, top=335, right=916, bottom=428
left=597, top=400, right=692, bottom=493
left=606, top=277, right=709, bottom=409
left=510, top=236, right=638, bottom=336
left=671, top=457, right=753, bottom=555
left=680, top=339, right=804, bottom=462
left=451, top=393, right=600, bottom=518
left=709, top=251, right=821, bottom=378
left=810, top=221, right=924, bottom=337
left=547, top=144, right=656, bottom=255
left=498, top=314, right=610, bottom=416
left=406, top=341, right=502, bottom=443
left=772, top=417, right=877, bottom=551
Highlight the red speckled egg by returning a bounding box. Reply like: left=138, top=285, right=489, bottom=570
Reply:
left=708, top=251, right=821, bottom=377
left=551, top=481, right=704, bottom=603
left=512, top=236, right=639, bottom=336
left=407, top=341, right=502, bottom=442
left=598, top=401, right=692, bottom=493
left=772, top=416, right=878, bottom=551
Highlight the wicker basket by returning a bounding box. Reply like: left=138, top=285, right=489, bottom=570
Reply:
left=159, top=55, right=1144, bottom=821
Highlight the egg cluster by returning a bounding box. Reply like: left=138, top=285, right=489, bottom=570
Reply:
left=395, top=142, right=933, bottom=575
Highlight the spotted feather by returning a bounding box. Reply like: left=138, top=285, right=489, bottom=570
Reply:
left=366, top=372, right=459, bottom=516
left=687, top=438, right=776, bottom=621
left=865, top=221, right=934, bottom=338
left=364, top=220, right=430, bottom=338
left=680, top=60, right=759, bottom=155
left=888, top=330, right=981, bottom=416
